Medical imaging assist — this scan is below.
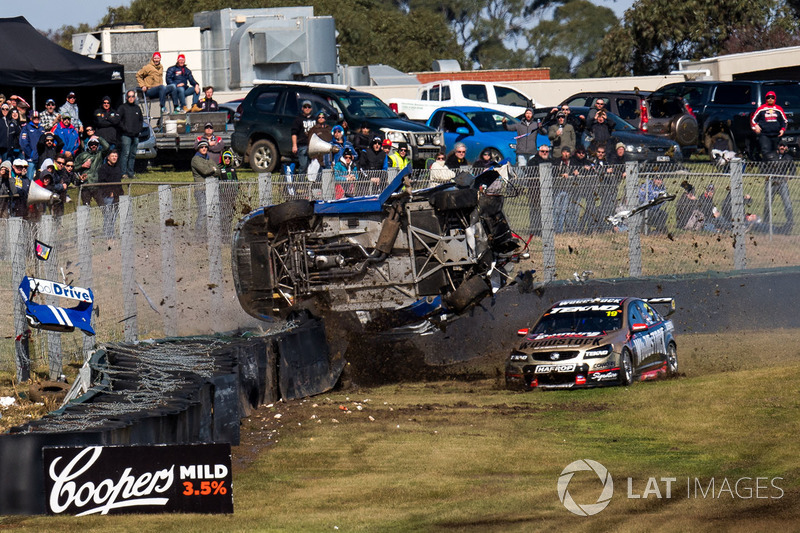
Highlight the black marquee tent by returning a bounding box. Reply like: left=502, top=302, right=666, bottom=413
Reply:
left=0, top=16, right=125, bottom=119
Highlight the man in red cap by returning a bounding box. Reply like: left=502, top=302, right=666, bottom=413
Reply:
left=166, top=53, right=200, bottom=112
left=136, top=52, right=179, bottom=114
left=751, top=90, right=787, bottom=157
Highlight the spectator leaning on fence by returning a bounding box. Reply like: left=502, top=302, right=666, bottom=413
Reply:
left=429, top=152, right=455, bottom=183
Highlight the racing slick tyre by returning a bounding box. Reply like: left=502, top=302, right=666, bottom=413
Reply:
left=620, top=350, right=634, bottom=386
left=268, top=200, right=314, bottom=229
left=444, top=276, right=491, bottom=313
left=666, top=343, right=679, bottom=377
left=249, top=139, right=279, bottom=173
left=28, top=380, right=70, bottom=403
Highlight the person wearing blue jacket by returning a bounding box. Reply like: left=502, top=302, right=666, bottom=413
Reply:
left=331, top=125, right=356, bottom=166
left=51, top=115, right=80, bottom=156
left=19, top=111, right=43, bottom=179
left=166, top=54, right=200, bottom=112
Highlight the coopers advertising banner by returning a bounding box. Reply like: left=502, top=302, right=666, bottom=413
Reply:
left=42, top=444, right=233, bottom=515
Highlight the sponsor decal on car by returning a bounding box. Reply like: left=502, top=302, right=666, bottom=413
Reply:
left=521, top=337, right=603, bottom=350
left=591, top=360, right=616, bottom=370
left=558, top=298, right=624, bottom=305
left=535, top=364, right=576, bottom=373
left=509, top=354, right=528, bottom=361
left=549, top=305, right=620, bottom=314
left=590, top=371, right=619, bottom=381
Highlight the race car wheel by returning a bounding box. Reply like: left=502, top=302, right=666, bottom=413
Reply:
left=620, top=350, right=634, bottom=386
left=249, top=139, right=279, bottom=173
left=268, top=200, right=314, bottom=229
left=666, top=343, right=679, bottom=377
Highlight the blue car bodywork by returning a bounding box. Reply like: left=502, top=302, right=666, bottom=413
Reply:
left=426, top=106, right=549, bottom=162
left=18, top=276, right=95, bottom=336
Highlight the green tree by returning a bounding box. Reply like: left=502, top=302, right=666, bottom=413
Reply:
left=401, top=0, right=557, bottom=68
left=525, top=0, right=618, bottom=78
left=597, top=0, right=771, bottom=76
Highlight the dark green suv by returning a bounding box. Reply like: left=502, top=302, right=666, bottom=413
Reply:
left=231, top=82, right=444, bottom=172
left=651, top=80, right=800, bottom=157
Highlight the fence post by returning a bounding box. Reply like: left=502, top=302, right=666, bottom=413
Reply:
left=77, top=206, right=95, bottom=359
left=119, top=195, right=137, bottom=342
left=320, top=168, right=334, bottom=200
left=539, top=163, right=556, bottom=282
left=625, top=161, right=642, bottom=277
left=159, top=185, right=178, bottom=337
left=258, top=173, right=272, bottom=207
left=206, top=179, right=223, bottom=333
left=730, top=158, right=747, bottom=270
left=9, top=218, right=30, bottom=383
left=40, top=215, right=63, bottom=380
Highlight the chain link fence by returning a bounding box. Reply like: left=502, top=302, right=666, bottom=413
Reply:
left=2, top=159, right=799, bottom=378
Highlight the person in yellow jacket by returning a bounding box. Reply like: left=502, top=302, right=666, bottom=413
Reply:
left=387, top=141, right=410, bottom=169
left=136, top=52, right=178, bottom=115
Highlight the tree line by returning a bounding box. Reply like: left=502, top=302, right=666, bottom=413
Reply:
left=45, top=0, right=800, bottom=78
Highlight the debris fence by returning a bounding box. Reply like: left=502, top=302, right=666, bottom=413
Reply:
left=1, top=159, right=798, bottom=378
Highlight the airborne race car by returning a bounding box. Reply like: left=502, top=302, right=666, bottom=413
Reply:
left=232, top=166, right=520, bottom=329
left=505, top=297, right=678, bottom=390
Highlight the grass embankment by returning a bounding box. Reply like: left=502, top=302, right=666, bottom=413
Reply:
left=2, top=329, right=799, bottom=531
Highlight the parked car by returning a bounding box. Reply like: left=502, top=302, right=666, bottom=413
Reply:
left=426, top=107, right=519, bottom=162
left=536, top=106, right=683, bottom=162
left=649, top=80, right=800, bottom=158
left=389, top=80, right=536, bottom=122
left=219, top=98, right=243, bottom=125
left=231, top=81, right=444, bottom=172
left=560, top=91, right=698, bottom=155
left=505, top=296, right=677, bottom=390
left=231, top=166, right=521, bottom=330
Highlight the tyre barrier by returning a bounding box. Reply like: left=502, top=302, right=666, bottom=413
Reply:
left=0, top=316, right=343, bottom=515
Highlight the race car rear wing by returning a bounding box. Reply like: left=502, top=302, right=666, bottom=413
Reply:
left=643, top=297, right=675, bottom=317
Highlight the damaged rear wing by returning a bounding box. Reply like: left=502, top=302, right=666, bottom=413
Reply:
left=643, top=297, right=675, bottom=317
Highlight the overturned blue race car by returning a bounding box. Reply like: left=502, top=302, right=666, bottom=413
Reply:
left=231, top=166, right=521, bottom=329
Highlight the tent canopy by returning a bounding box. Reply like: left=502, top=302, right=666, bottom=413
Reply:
left=0, top=16, right=123, bottom=87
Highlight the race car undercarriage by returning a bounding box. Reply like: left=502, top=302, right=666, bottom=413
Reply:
left=232, top=169, right=520, bottom=327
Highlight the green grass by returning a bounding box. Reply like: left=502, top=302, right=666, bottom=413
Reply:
left=3, top=329, right=799, bottom=531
